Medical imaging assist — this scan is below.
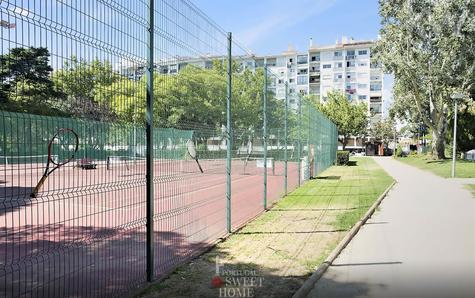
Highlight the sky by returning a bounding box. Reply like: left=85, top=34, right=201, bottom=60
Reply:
left=191, top=0, right=382, bottom=55
left=192, top=0, right=393, bottom=112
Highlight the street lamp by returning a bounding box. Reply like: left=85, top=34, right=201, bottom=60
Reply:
left=450, top=92, right=464, bottom=178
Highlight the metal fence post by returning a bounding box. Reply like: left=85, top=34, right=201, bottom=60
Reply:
left=263, top=64, right=268, bottom=209
left=226, top=32, right=232, bottom=233
left=146, top=0, right=155, bottom=283
left=284, top=82, right=288, bottom=195
left=297, top=95, right=302, bottom=186
left=307, top=100, right=311, bottom=178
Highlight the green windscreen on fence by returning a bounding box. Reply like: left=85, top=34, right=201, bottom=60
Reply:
left=0, top=111, right=193, bottom=164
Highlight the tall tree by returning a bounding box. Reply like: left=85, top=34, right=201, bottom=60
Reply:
left=316, top=91, right=368, bottom=150
left=0, top=47, right=63, bottom=115
left=53, top=57, right=119, bottom=121
left=376, top=0, right=475, bottom=159
left=370, top=119, right=395, bottom=147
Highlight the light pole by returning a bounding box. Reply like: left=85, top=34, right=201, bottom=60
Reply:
left=451, top=93, right=464, bottom=178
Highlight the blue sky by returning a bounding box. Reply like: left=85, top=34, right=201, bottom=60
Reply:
left=192, top=0, right=381, bottom=55
left=192, top=0, right=393, bottom=111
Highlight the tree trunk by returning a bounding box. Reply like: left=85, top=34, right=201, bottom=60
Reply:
left=341, top=137, right=348, bottom=151
left=431, top=107, right=448, bottom=160
left=431, top=130, right=446, bottom=159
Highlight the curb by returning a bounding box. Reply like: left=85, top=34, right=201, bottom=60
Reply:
left=292, top=180, right=397, bottom=298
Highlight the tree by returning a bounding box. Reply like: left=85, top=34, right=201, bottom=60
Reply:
left=447, top=97, right=475, bottom=152
left=370, top=119, right=395, bottom=147
left=0, top=47, right=63, bottom=115
left=316, top=91, right=368, bottom=150
left=53, top=57, right=119, bottom=121
left=375, top=0, right=475, bottom=159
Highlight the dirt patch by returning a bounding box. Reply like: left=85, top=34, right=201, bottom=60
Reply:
left=140, top=207, right=345, bottom=298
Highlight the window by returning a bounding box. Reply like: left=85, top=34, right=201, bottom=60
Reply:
left=159, top=66, right=168, bottom=74
left=277, top=57, right=287, bottom=67
left=334, top=51, right=342, bottom=57
left=334, top=73, right=343, bottom=79
left=289, top=58, right=293, bottom=63
left=289, top=78, right=295, bottom=83
left=358, top=62, right=367, bottom=67
left=278, top=79, right=284, bottom=84
left=323, top=64, right=332, bottom=69
left=358, top=84, right=367, bottom=89
left=310, top=66, right=319, bottom=72
left=297, top=68, right=308, bottom=75
left=358, top=50, right=368, bottom=55
left=370, top=83, right=382, bottom=91
left=347, top=61, right=355, bottom=67
left=370, top=103, right=382, bottom=113
left=370, top=75, right=381, bottom=81
left=346, top=50, right=356, bottom=61
left=335, top=62, right=343, bottom=68
left=266, top=58, right=277, bottom=67
left=358, top=95, right=367, bottom=100
left=297, top=76, right=308, bottom=85
left=311, top=55, right=320, bottom=62
left=297, top=55, right=308, bottom=64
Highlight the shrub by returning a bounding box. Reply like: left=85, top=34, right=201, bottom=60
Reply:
left=395, top=145, right=405, bottom=158
left=336, top=150, right=350, bottom=165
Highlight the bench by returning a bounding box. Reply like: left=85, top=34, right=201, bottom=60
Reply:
left=77, top=158, right=97, bottom=170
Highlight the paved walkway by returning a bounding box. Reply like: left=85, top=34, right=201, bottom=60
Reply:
left=307, top=157, right=475, bottom=298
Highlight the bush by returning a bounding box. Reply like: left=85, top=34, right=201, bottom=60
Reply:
left=336, top=150, right=350, bottom=165
left=395, top=145, right=405, bottom=158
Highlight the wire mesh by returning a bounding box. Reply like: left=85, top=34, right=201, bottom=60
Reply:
left=0, top=0, right=338, bottom=297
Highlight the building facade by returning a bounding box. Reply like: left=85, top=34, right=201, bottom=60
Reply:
left=120, top=37, right=385, bottom=131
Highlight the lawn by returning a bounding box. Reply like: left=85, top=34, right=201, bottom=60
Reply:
left=138, top=157, right=394, bottom=298
left=395, top=155, right=475, bottom=178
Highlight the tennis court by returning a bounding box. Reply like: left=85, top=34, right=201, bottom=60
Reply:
left=0, top=155, right=298, bottom=296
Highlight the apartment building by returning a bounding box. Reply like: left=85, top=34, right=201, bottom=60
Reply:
left=260, top=38, right=384, bottom=124
left=120, top=37, right=384, bottom=127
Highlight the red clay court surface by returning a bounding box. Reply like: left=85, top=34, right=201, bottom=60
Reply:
left=0, top=158, right=299, bottom=297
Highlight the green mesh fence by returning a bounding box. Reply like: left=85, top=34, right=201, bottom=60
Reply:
left=0, top=1, right=338, bottom=296
left=0, top=111, right=192, bottom=164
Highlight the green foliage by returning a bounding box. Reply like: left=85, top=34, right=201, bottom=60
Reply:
left=53, top=57, right=122, bottom=121
left=0, top=47, right=64, bottom=115
left=446, top=99, right=475, bottom=152
left=336, top=150, right=350, bottom=165
left=375, top=0, right=475, bottom=159
left=370, top=119, right=394, bottom=145
left=395, top=145, right=404, bottom=158
left=316, top=91, right=368, bottom=149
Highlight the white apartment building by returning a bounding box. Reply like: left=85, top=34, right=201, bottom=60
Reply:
left=120, top=37, right=384, bottom=128
left=258, top=38, right=384, bottom=124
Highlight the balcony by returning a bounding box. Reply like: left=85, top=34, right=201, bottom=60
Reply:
left=346, top=55, right=356, bottom=60
left=309, top=76, right=320, bottom=84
